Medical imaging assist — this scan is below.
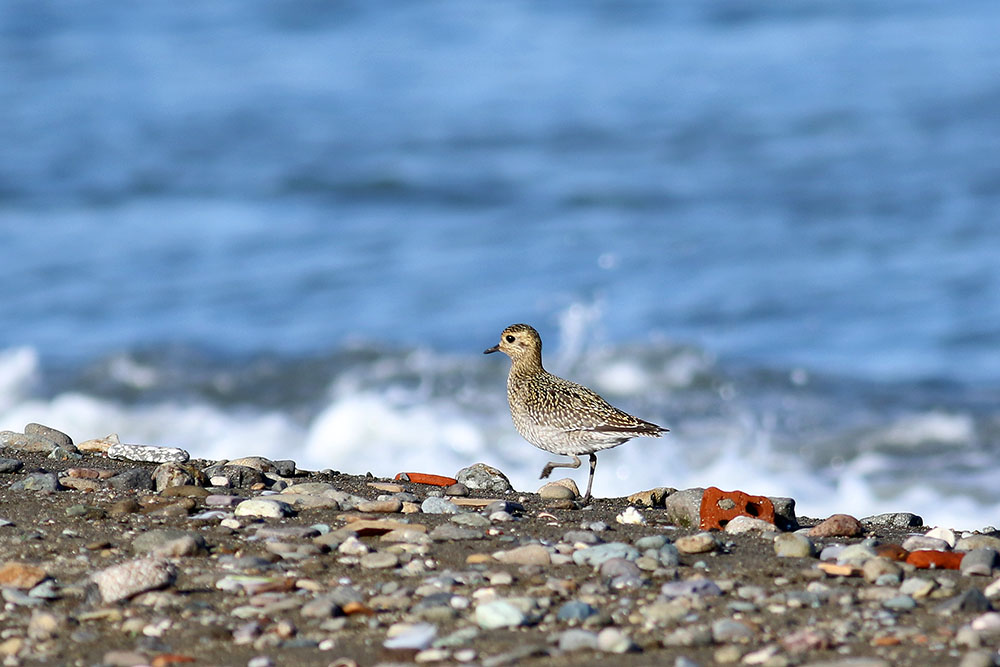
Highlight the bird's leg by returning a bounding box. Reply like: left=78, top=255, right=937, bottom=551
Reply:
left=581, top=453, right=598, bottom=503
left=539, top=455, right=581, bottom=479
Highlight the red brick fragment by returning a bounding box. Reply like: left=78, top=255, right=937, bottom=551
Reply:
left=905, top=550, right=964, bottom=570
left=699, top=486, right=775, bottom=531
left=394, top=472, right=458, bottom=487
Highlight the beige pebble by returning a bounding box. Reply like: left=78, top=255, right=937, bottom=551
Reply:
left=675, top=532, right=718, bottom=554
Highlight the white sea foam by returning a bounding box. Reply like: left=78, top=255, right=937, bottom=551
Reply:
left=0, top=344, right=995, bottom=531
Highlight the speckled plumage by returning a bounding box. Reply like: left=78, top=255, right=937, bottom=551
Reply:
left=484, top=323, right=667, bottom=502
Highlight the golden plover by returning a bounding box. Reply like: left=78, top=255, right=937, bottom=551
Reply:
left=484, top=323, right=667, bottom=502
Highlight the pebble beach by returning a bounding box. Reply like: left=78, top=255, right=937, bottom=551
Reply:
left=2, top=424, right=1000, bottom=667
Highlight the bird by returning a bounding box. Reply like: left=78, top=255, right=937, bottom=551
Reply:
left=484, top=323, right=667, bottom=503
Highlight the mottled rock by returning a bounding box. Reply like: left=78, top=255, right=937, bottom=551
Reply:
left=900, top=577, right=936, bottom=598
left=456, top=463, right=514, bottom=494
left=92, top=558, right=177, bottom=603
left=861, top=512, right=923, bottom=529
left=109, top=443, right=189, bottom=463
left=0, top=458, right=23, bottom=473
left=809, top=514, right=863, bottom=538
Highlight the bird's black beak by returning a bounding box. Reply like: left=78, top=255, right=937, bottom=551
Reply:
left=484, top=344, right=499, bottom=354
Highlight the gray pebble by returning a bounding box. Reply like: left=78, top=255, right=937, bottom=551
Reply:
left=960, top=549, right=998, bottom=576
left=25, top=423, right=73, bottom=448
left=429, top=524, right=483, bottom=541
left=902, top=535, right=950, bottom=552
left=883, top=595, right=917, bottom=611
left=660, top=580, right=722, bottom=599
left=556, top=600, right=598, bottom=623
left=635, top=534, right=669, bottom=550
left=657, top=543, right=681, bottom=568
left=600, top=557, right=642, bottom=581
left=272, top=460, right=297, bottom=476
left=201, top=464, right=265, bottom=488
left=91, top=558, right=177, bottom=603
left=108, top=468, right=155, bottom=492
left=662, top=488, right=704, bottom=528
left=662, top=624, right=712, bottom=647
left=384, top=622, right=437, bottom=650
left=0, top=430, right=58, bottom=453
left=11, top=472, right=62, bottom=492
left=486, top=500, right=525, bottom=515
left=0, top=458, right=24, bottom=473
left=573, top=542, right=640, bottom=567
left=476, top=600, right=528, bottom=629
left=451, top=513, right=491, bottom=528
left=935, top=589, right=991, bottom=615
left=558, top=629, right=598, bottom=652
left=360, top=552, right=399, bottom=569
left=108, top=443, right=190, bottom=463
left=957, top=535, right=1000, bottom=552
left=133, top=529, right=207, bottom=557
left=563, top=530, right=603, bottom=545
left=837, top=543, right=877, bottom=565
left=421, top=496, right=462, bottom=514
left=711, top=618, right=755, bottom=643
left=597, top=627, right=638, bottom=654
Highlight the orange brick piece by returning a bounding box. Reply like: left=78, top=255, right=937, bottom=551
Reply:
left=699, top=486, right=776, bottom=531
left=905, top=550, right=964, bottom=570
left=394, top=472, right=458, bottom=487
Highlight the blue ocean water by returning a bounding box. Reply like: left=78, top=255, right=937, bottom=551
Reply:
left=2, top=1, right=999, bottom=528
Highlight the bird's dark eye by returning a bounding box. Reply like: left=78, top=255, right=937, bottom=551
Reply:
left=505, top=335, right=515, bottom=343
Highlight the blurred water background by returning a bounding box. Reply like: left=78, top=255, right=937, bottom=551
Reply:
left=2, top=1, right=1000, bottom=528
